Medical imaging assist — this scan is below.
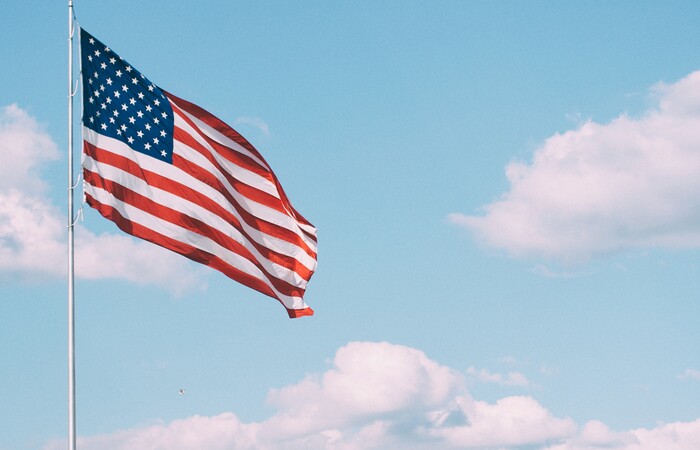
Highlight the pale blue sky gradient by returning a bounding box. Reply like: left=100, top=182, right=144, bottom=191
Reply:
left=2, top=1, right=700, bottom=449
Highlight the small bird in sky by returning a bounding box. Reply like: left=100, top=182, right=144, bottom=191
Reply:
left=178, top=389, right=185, bottom=395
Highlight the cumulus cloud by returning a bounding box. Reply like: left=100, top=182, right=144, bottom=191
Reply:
left=0, top=104, right=59, bottom=194
left=546, top=418, right=700, bottom=450
left=43, top=414, right=260, bottom=450
left=450, top=71, right=700, bottom=263
left=42, top=340, right=700, bottom=450
left=45, top=341, right=579, bottom=450
left=430, top=395, right=577, bottom=448
left=0, top=104, right=205, bottom=293
left=466, top=366, right=532, bottom=387
left=261, top=341, right=462, bottom=442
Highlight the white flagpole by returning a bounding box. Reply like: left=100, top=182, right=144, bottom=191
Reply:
left=67, top=1, right=76, bottom=450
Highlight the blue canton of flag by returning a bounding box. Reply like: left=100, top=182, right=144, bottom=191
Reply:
left=81, top=29, right=174, bottom=163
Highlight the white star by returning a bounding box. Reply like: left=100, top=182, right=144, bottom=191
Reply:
left=122, top=85, right=129, bottom=92
left=145, top=105, right=152, bottom=112
left=99, top=84, right=105, bottom=91
left=121, top=104, right=128, bottom=111
left=138, top=92, right=145, bottom=99
left=89, top=117, right=94, bottom=123
left=116, top=129, right=122, bottom=135
left=106, top=97, right=112, bottom=104
left=153, top=117, right=159, bottom=124
left=94, top=90, right=100, bottom=98
left=144, top=143, right=151, bottom=150
left=101, top=103, right=107, bottom=110
left=113, top=110, right=119, bottom=117
left=109, top=57, right=116, bottom=64
left=100, top=123, right=107, bottom=130
left=161, top=112, right=168, bottom=119
left=87, top=55, right=93, bottom=62
left=153, top=137, right=159, bottom=144
left=160, top=130, right=166, bottom=137
left=121, top=124, right=127, bottom=131
left=137, top=130, right=144, bottom=138
left=130, top=98, right=137, bottom=105
left=93, top=71, right=98, bottom=78
left=104, top=46, right=110, bottom=52
left=137, top=111, right=144, bottom=118
left=94, top=49, right=101, bottom=57
left=89, top=37, right=95, bottom=44
left=109, top=117, right=115, bottom=124
left=126, top=66, right=132, bottom=72
left=127, top=136, right=135, bottom=144
left=100, top=62, right=107, bottom=70
left=161, top=150, right=167, bottom=157
left=114, top=91, right=120, bottom=98
left=106, top=78, right=113, bottom=85
left=115, top=70, right=122, bottom=77
left=128, top=116, right=136, bottom=124
left=148, top=85, right=154, bottom=92
left=88, top=97, right=94, bottom=104
left=154, top=99, right=160, bottom=106
left=145, top=123, right=151, bottom=131
left=132, top=77, right=139, bottom=84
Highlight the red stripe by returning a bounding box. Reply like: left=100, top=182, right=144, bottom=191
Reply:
left=172, top=125, right=289, bottom=216
left=87, top=190, right=313, bottom=317
left=84, top=141, right=317, bottom=262
left=169, top=100, right=275, bottom=184
left=166, top=92, right=317, bottom=231
left=287, top=306, right=314, bottom=318
left=84, top=168, right=308, bottom=298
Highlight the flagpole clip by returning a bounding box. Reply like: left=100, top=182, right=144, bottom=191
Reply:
left=69, top=172, right=82, bottom=191
left=71, top=206, right=83, bottom=227
left=69, top=79, right=79, bottom=98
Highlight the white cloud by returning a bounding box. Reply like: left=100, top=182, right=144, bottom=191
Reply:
left=42, top=340, right=700, bottom=450
left=234, top=116, right=271, bottom=136
left=45, top=341, right=579, bottom=450
left=546, top=418, right=700, bottom=450
left=0, top=104, right=206, bottom=293
left=74, top=226, right=207, bottom=295
left=430, top=395, right=577, bottom=448
left=262, top=341, right=463, bottom=441
left=450, top=70, right=700, bottom=263
left=678, top=368, right=700, bottom=381
left=43, top=414, right=260, bottom=450
left=466, top=366, right=532, bottom=387
left=0, top=104, right=59, bottom=194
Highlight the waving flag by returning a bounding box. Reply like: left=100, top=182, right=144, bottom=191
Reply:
left=79, top=28, right=317, bottom=318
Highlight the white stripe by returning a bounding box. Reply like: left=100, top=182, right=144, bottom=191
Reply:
left=169, top=96, right=270, bottom=170
left=83, top=151, right=316, bottom=272
left=172, top=112, right=281, bottom=199
left=84, top=127, right=318, bottom=255
left=170, top=101, right=318, bottom=244
left=173, top=133, right=316, bottom=252
left=85, top=182, right=309, bottom=310
left=83, top=152, right=314, bottom=285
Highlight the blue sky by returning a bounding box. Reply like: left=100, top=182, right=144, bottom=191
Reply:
left=2, top=1, right=700, bottom=449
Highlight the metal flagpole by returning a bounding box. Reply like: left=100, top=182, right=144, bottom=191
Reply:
left=67, top=1, right=77, bottom=449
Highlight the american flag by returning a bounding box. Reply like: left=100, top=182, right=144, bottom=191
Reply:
left=79, top=28, right=318, bottom=318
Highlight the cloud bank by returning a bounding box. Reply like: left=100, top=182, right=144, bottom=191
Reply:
left=42, top=341, right=700, bottom=449
left=0, top=104, right=205, bottom=293
left=450, top=71, right=700, bottom=263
